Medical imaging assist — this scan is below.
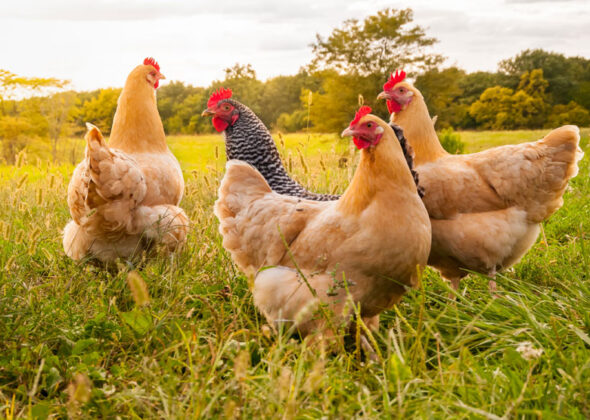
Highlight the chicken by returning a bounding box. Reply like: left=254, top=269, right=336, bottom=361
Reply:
left=63, top=58, right=188, bottom=262
left=201, top=88, right=338, bottom=201
left=378, top=70, right=584, bottom=290
left=214, top=106, right=431, bottom=336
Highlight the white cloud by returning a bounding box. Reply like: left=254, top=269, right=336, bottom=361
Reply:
left=0, top=0, right=588, bottom=90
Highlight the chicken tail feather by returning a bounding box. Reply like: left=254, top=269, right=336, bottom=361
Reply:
left=81, top=123, right=148, bottom=234
left=528, top=125, right=583, bottom=221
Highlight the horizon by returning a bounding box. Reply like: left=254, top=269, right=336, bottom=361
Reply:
left=1, top=0, right=589, bottom=91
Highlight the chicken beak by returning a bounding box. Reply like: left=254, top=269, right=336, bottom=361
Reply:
left=201, top=108, right=215, bottom=117
left=376, top=91, right=390, bottom=101
left=341, top=127, right=355, bottom=138
left=158, top=73, right=166, bottom=80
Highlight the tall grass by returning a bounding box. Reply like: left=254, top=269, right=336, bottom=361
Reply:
left=0, top=130, right=588, bottom=418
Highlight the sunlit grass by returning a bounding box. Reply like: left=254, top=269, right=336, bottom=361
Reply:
left=0, top=129, right=588, bottom=418
left=461, top=127, right=590, bottom=153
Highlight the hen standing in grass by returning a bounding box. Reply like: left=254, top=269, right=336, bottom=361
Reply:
left=214, top=106, right=431, bottom=336
left=378, top=70, right=584, bottom=291
left=63, top=58, right=188, bottom=262
left=202, top=88, right=339, bottom=201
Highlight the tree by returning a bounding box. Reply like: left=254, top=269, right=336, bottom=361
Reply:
left=0, top=69, right=69, bottom=161
left=510, top=90, right=546, bottom=129
left=514, top=69, right=549, bottom=127
left=572, top=81, right=590, bottom=110
left=414, top=67, right=468, bottom=128
left=469, top=85, right=548, bottom=130
left=158, top=81, right=196, bottom=123
left=77, top=88, right=121, bottom=134
left=306, top=71, right=388, bottom=132
left=0, top=116, right=34, bottom=163
left=310, top=8, right=443, bottom=76
left=469, top=86, right=515, bottom=129
left=546, top=101, right=590, bottom=127
left=276, top=109, right=309, bottom=133
left=499, top=49, right=590, bottom=105
left=458, top=71, right=517, bottom=106
left=258, top=71, right=323, bottom=128
left=517, top=69, right=549, bottom=100
left=0, top=69, right=68, bottom=119
left=157, top=81, right=208, bottom=134
left=41, top=91, right=77, bottom=163
left=304, top=8, right=443, bottom=132
left=210, top=63, right=264, bottom=121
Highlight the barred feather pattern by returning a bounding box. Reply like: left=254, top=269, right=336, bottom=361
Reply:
left=390, top=123, right=424, bottom=198
left=222, top=99, right=339, bottom=201
left=220, top=100, right=422, bottom=200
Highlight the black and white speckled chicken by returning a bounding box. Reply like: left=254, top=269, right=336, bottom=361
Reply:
left=201, top=87, right=422, bottom=200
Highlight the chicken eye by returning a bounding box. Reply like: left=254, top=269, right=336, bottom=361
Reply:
left=150, top=71, right=156, bottom=77
left=366, top=123, right=373, bottom=128
left=224, top=105, right=231, bottom=111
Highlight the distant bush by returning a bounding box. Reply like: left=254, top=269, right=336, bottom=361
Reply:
left=439, top=127, right=465, bottom=154
left=546, top=101, right=590, bottom=128
left=276, top=110, right=309, bottom=133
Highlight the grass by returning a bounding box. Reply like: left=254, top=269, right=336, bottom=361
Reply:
left=0, top=128, right=589, bottom=418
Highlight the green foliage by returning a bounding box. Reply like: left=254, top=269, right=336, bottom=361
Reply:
left=416, top=69, right=521, bottom=129
left=276, top=109, right=308, bottom=133
left=0, top=69, right=68, bottom=106
left=310, top=8, right=443, bottom=76
left=517, top=68, right=549, bottom=99
left=41, top=91, right=77, bottom=162
left=572, top=81, right=590, bottom=110
left=459, top=71, right=518, bottom=103
left=0, top=116, right=35, bottom=163
left=469, top=71, right=550, bottom=130
left=469, top=86, right=514, bottom=129
left=76, top=88, right=121, bottom=134
left=306, top=72, right=390, bottom=132
left=258, top=72, right=322, bottom=128
left=0, top=129, right=588, bottom=418
left=2, top=19, right=590, bottom=142
left=415, top=67, right=469, bottom=128
left=438, top=127, right=465, bottom=153
left=546, top=101, right=590, bottom=127
left=499, top=49, right=590, bottom=105
left=213, top=63, right=264, bottom=117
left=157, top=81, right=208, bottom=134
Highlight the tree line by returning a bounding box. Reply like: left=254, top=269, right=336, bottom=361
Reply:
left=1, top=8, right=589, bottom=163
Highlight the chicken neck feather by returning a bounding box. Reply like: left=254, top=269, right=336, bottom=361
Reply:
left=392, top=93, right=447, bottom=166
left=338, top=124, right=418, bottom=215
left=109, top=68, right=168, bottom=154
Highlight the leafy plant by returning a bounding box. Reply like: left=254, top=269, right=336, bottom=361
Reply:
left=438, top=127, right=465, bottom=154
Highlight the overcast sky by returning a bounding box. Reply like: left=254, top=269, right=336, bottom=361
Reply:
left=1, top=0, right=589, bottom=91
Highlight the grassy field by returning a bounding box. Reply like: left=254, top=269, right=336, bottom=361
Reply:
left=0, top=129, right=589, bottom=418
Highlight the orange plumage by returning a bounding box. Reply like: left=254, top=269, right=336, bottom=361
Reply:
left=63, top=59, right=188, bottom=262
left=379, top=72, right=584, bottom=289
left=214, top=112, right=431, bottom=336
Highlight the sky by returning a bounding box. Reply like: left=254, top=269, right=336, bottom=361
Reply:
left=1, top=0, right=589, bottom=91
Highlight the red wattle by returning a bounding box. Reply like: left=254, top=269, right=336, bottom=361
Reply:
left=387, top=100, right=400, bottom=114
left=212, top=117, right=229, bottom=132
left=353, top=137, right=371, bottom=150
left=154, top=80, right=159, bottom=89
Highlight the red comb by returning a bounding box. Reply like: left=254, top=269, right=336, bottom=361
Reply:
left=350, top=105, right=372, bottom=126
left=383, top=69, right=406, bottom=91
left=207, top=87, right=233, bottom=108
left=143, top=57, right=160, bottom=72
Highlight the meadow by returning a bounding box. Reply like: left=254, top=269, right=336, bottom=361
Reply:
left=0, top=128, right=589, bottom=419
